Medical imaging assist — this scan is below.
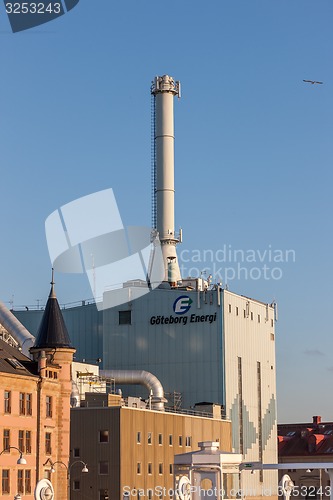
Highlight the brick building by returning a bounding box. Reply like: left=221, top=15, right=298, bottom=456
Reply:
left=278, top=416, right=333, bottom=498
left=0, top=279, right=75, bottom=498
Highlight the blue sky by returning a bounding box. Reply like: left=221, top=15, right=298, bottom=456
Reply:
left=0, top=0, right=332, bottom=423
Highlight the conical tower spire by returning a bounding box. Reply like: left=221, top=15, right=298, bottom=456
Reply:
left=33, top=270, right=72, bottom=349
left=49, top=267, right=56, bottom=299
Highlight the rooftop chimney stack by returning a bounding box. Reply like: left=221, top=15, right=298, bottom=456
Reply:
left=313, top=415, right=322, bottom=426
left=151, top=75, right=182, bottom=283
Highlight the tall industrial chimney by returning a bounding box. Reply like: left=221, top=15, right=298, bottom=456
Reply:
left=151, top=75, right=182, bottom=284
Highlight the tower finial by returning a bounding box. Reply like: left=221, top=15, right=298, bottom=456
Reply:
left=49, top=268, right=56, bottom=298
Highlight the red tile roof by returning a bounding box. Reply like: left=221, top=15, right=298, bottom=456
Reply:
left=278, top=420, right=333, bottom=458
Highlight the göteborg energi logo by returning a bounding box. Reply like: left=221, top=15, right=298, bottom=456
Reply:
left=173, top=296, right=193, bottom=315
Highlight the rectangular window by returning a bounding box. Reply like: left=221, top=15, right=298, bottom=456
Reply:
left=179, top=435, right=183, bottom=446
left=26, top=393, right=32, bottom=415
left=271, top=319, right=274, bottom=327
left=99, top=430, right=109, bottom=443
left=228, top=304, right=231, bottom=313
left=137, top=462, right=141, bottom=474
left=147, top=432, right=152, bottom=444
left=3, top=429, right=10, bottom=452
left=73, top=448, right=80, bottom=458
left=26, top=431, right=31, bottom=454
left=158, top=433, right=163, bottom=445
left=185, top=436, right=192, bottom=447
left=17, top=470, right=24, bottom=494
left=137, top=431, right=141, bottom=444
left=169, top=464, right=173, bottom=475
left=148, top=463, right=152, bottom=475
left=19, top=392, right=25, bottom=415
left=99, top=462, right=109, bottom=475
left=119, top=310, right=131, bottom=325
left=45, top=432, right=52, bottom=455
left=159, top=463, right=163, bottom=474
left=18, top=430, right=25, bottom=452
left=271, top=333, right=275, bottom=341
left=2, top=469, right=10, bottom=494
left=236, top=306, right=239, bottom=316
left=251, top=312, right=253, bottom=320
left=258, top=314, right=261, bottom=323
left=46, top=396, right=52, bottom=418
left=243, top=309, right=246, bottom=318
left=73, top=480, right=80, bottom=491
left=25, top=470, right=31, bottom=494
left=169, top=434, right=173, bottom=446
left=4, top=391, right=11, bottom=414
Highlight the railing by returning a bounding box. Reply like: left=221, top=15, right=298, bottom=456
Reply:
left=11, top=297, right=100, bottom=312
left=81, top=396, right=227, bottom=419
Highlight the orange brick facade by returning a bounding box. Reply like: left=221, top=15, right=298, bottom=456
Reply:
left=0, top=342, right=75, bottom=498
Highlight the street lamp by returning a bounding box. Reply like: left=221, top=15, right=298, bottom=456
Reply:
left=0, top=446, right=27, bottom=465
left=44, top=459, right=88, bottom=499
left=0, top=447, right=26, bottom=499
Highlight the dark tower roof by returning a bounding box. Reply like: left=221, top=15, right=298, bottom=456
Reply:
left=33, top=271, right=72, bottom=349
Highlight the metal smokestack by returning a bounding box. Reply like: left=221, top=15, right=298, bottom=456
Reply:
left=151, top=75, right=181, bottom=283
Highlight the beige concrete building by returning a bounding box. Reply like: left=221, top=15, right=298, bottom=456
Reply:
left=70, top=397, right=232, bottom=500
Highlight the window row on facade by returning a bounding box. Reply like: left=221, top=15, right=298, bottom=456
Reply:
left=138, top=462, right=174, bottom=475
left=2, top=429, right=51, bottom=455
left=3, top=429, right=32, bottom=454
left=73, top=430, right=193, bottom=449
left=95, top=461, right=174, bottom=476
left=1, top=469, right=32, bottom=495
left=3, top=391, right=32, bottom=415
left=2, top=391, right=53, bottom=418
left=136, top=432, right=192, bottom=447
left=228, top=304, right=274, bottom=326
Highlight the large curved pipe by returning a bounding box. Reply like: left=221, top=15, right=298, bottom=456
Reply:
left=0, top=301, right=35, bottom=357
left=100, top=369, right=166, bottom=411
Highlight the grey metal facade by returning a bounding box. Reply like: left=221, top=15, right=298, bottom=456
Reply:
left=102, top=287, right=224, bottom=410
left=15, top=303, right=103, bottom=364
left=15, top=285, right=278, bottom=493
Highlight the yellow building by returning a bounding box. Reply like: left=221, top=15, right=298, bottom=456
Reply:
left=70, top=396, right=232, bottom=500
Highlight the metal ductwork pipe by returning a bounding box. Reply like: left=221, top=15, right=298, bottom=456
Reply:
left=0, top=300, right=35, bottom=357
left=100, top=369, right=167, bottom=411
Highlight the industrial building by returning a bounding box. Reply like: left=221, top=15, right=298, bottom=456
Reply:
left=70, top=394, right=232, bottom=500
left=9, top=74, right=278, bottom=497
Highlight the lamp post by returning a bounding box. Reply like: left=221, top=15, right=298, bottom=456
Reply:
left=0, top=447, right=26, bottom=499
left=0, top=446, right=27, bottom=464
left=44, top=459, right=88, bottom=499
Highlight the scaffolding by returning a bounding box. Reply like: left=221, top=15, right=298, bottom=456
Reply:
left=75, top=371, right=115, bottom=400
left=0, top=324, right=19, bottom=349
